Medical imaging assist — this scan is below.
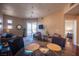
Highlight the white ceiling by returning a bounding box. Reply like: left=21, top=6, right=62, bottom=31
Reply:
left=65, top=4, right=79, bottom=15
left=0, top=3, right=66, bottom=18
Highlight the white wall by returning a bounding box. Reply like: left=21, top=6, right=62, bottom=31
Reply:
left=39, top=11, right=65, bottom=37
left=73, top=20, right=77, bottom=45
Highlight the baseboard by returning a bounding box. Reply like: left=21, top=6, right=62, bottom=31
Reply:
left=76, top=44, right=79, bottom=47
left=78, top=44, right=79, bottom=47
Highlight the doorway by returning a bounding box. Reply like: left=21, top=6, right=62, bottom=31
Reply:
left=65, top=20, right=77, bottom=46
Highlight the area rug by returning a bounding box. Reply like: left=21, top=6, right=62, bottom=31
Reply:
left=25, top=43, right=40, bottom=52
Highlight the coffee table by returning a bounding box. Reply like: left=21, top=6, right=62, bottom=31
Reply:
left=47, top=43, right=62, bottom=52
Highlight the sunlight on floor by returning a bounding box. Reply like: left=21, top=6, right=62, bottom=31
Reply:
left=23, top=36, right=34, bottom=48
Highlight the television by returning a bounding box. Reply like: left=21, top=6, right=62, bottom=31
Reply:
left=39, top=24, right=44, bottom=29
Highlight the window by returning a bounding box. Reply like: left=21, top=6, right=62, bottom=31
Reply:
left=7, top=20, right=12, bottom=24
left=7, top=20, right=13, bottom=29
left=0, top=25, right=2, bottom=28
left=0, top=19, right=2, bottom=23
left=7, top=25, right=13, bottom=29
left=0, top=19, right=2, bottom=28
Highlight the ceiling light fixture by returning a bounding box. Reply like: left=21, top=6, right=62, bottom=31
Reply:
left=31, top=6, right=34, bottom=18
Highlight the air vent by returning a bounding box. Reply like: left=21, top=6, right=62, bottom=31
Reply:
left=70, top=3, right=75, bottom=7
left=41, top=17, right=44, bottom=19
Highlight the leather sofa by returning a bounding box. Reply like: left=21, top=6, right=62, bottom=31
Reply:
left=8, top=37, right=24, bottom=55
left=52, top=36, right=66, bottom=49
left=0, top=33, right=16, bottom=44
left=0, top=33, right=24, bottom=55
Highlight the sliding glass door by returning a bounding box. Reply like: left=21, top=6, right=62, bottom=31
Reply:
left=27, top=22, right=37, bottom=36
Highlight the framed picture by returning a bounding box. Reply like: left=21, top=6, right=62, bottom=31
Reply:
left=16, top=24, right=22, bottom=30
